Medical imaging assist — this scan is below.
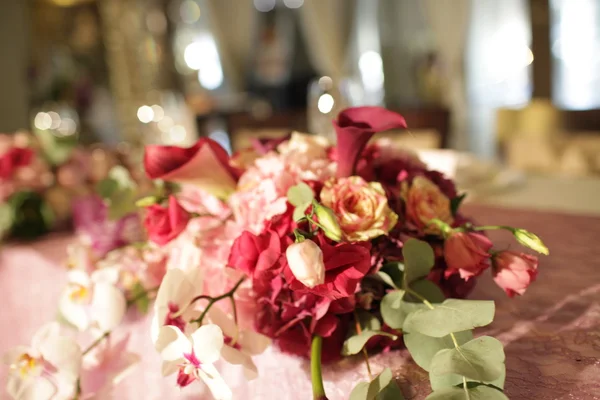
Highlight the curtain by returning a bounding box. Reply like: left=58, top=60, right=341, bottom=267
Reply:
left=551, top=0, right=600, bottom=109
left=465, top=0, right=532, bottom=157
left=298, top=0, right=353, bottom=80
left=421, top=0, right=472, bottom=151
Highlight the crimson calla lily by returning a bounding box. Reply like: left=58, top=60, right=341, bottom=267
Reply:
left=334, top=106, right=407, bottom=177
left=144, top=138, right=242, bottom=199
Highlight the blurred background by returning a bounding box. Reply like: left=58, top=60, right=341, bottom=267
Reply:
left=1, top=0, right=600, bottom=212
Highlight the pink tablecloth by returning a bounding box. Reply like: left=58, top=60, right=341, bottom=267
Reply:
left=1, top=205, right=600, bottom=399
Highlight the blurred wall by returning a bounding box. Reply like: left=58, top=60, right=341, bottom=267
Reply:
left=0, top=0, right=30, bottom=131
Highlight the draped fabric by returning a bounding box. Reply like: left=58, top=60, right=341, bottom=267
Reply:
left=421, top=0, right=472, bottom=151
left=297, top=0, right=354, bottom=80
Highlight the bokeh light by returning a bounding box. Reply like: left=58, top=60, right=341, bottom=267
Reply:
left=317, top=94, right=335, bottom=114
left=137, top=105, right=154, bottom=123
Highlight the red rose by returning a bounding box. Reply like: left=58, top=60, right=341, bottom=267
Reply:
left=0, top=147, right=34, bottom=179
left=228, top=230, right=288, bottom=283
left=444, top=231, right=492, bottom=280
left=144, top=196, right=191, bottom=245
left=284, top=234, right=372, bottom=300
left=492, top=251, right=538, bottom=297
left=334, top=107, right=407, bottom=178
left=143, top=138, right=242, bottom=199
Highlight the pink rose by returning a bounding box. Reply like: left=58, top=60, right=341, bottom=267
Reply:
left=403, top=175, right=453, bottom=233
left=0, top=146, right=34, bottom=179
left=492, top=251, right=538, bottom=297
left=444, top=231, right=492, bottom=280
left=143, top=138, right=241, bottom=199
left=321, top=176, right=398, bottom=241
left=334, top=107, right=407, bottom=177
left=285, top=240, right=325, bottom=288
left=143, top=196, right=191, bottom=245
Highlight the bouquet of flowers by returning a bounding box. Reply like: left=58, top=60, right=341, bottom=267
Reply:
left=4, top=107, right=547, bottom=400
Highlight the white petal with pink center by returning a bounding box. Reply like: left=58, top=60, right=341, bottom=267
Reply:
left=151, top=268, right=203, bottom=346
left=208, top=307, right=271, bottom=380
left=3, top=323, right=82, bottom=400
left=156, top=324, right=231, bottom=400
left=59, top=268, right=126, bottom=332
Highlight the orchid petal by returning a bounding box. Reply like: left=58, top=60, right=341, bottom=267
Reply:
left=156, top=326, right=190, bottom=362
left=191, top=324, right=223, bottom=365
left=207, top=307, right=237, bottom=338
left=39, top=336, right=82, bottom=380
left=91, top=267, right=120, bottom=285
left=59, top=293, right=90, bottom=331
left=197, top=363, right=232, bottom=400
left=15, top=376, right=57, bottom=400
left=238, top=331, right=271, bottom=356
left=221, top=346, right=258, bottom=380
left=155, top=269, right=196, bottom=311
left=67, top=269, right=92, bottom=287
left=91, top=283, right=127, bottom=332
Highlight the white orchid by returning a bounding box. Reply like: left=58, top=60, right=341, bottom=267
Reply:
left=156, top=324, right=232, bottom=400
left=208, top=307, right=270, bottom=380
left=151, top=268, right=203, bottom=345
left=3, top=323, right=82, bottom=400
left=59, top=268, right=126, bottom=332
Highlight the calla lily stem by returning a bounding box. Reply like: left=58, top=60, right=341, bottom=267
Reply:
left=311, top=335, right=328, bottom=400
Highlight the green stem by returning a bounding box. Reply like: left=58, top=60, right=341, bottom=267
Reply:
left=82, top=331, right=110, bottom=356
left=462, top=376, right=471, bottom=399
left=311, top=336, right=328, bottom=400
left=472, top=225, right=513, bottom=232
left=126, top=286, right=159, bottom=308
left=190, top=277, right=245, bottom=326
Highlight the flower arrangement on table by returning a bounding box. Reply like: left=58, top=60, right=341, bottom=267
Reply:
left=0, top=131, right=153, bottom=242
left=4, top=107, right=548, bottom=400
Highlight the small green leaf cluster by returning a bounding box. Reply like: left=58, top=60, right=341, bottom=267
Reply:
left=287, top=183, right=342, bottom=242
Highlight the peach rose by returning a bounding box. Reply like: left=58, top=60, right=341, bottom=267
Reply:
left=403, top=175, right=453, bottom=233
left=321, top=176, right=398, bottom=241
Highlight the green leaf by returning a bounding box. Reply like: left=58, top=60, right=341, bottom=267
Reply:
left=429, top=336, right=505, bottom=383
left=286, top=182, right=314, bottom=207
left=293, top=205, right=309, bottom=222
left=430, top=365, right=506, bottom=391
left=130, top=282, right=150, bottom=314
left=425, top=385, right=508, bottom=400
left=349, top=368, right=395, bottom=400
left=403, top=299, right=495, bottom=337
left=0, top=203, right=14, bottom=236
left=450, top=193, right=467, bottom=216
left=402, top=239, right=435, bottom=284
left=407, top=279, right=445, bottom=303
left=378, top=262, right=404, bottom=289
left=342, top=330, right=397, bottom=356
left=109, top=165, right=136, bottom=189
left=356, top=310, right=382, bottom=332
left=404, top=330, right=473, bottom=371
left=96, top=178, right=119, bottom=199
left=135, top=195, right=159, bottom=207
left=107, top=188, right=138, bottom=220
left=376, top=381, right=404, bottom=400
left=380, top=290, right=406, bottom=329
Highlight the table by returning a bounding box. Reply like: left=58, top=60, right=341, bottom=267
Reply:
left=1, top=205, right=599, bottom=399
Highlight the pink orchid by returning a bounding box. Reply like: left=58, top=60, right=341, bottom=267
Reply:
left=334, top=106, right=407, bottom=177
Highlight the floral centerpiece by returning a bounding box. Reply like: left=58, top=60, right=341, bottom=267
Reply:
left=4, top=107, right=547, bottom=400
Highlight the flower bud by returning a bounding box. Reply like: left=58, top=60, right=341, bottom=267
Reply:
left=513, top=229, right=549, bottom=255
left=314, top=203, right=342, bottom=241
left=285, top=240, right=325, bottom=288
left=492, top=251, right=538, bottom=297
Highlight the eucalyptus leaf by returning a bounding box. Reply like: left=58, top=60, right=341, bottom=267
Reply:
left=109, top=165, right=136, bottom=189
left=286, top=182, right=314, bottom=207
left=407, top=279, right=445, bottom=303
left=404, top=330, right=473, bottom=371
left=342, top=330, right=397, bottom=356
left=349, top=368, right=394, bottom=400
left=356, top=310, right=382, bottom=332
left=96, top=178, right=119, bottom=199
left=130, top=282, right=150, bottom=314
left=429, top=336, right=505, bottom=382
left=425, top=385, right=508, bottom=400
left=0, top=203, right=14, bottom=235
left=379, top=262, right=404, bottom=289
left=376, top=380, right=404, bottom=400
left=403, top=299, right=495, bottom=337
left=402, top=239, right=435, bottom=284
left=380, top=290, right=406, bottom=329
left=107, top=188, right=138, bottom=220
left=293, top=205, right=308, bottom=222
left=430, top=364, right=506, bottom=391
